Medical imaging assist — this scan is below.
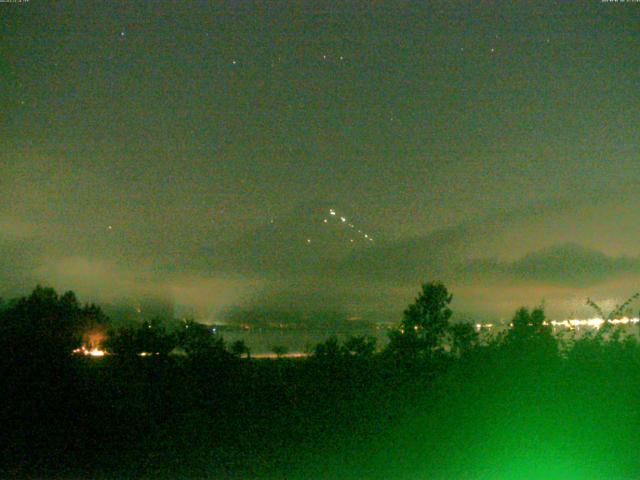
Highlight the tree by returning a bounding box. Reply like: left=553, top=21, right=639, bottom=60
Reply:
left=104, top=317, right=176, bottom=357
left=586, top=293, right=639, bottom=334
left=103, top=325, right=138, bottom=357
left=387, top=281, right=453, bottom=359
left=136, top=318, right=175, bottom=356
left=343, top=335, right=377, bottom=357
left=177, top=320, right=227, bottom=359
left=313, top=336, right=342, bottom=359
left=231, top=339, right=251, bottom=359
left=271, top=345, right=288, bottom=359
left=504, top=306, right=557, bottom=357
left=80, top=303, right=110, bottom=350
left=448, top=322, right=479, bottom=357
left=0, top=286, right=108, bottom=368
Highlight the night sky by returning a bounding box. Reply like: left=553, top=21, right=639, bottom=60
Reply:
left=2, top=1, right=639, bottom=323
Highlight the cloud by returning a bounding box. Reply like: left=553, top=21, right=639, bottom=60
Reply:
left=461, top=243, right=640, bottom=287
left=33, top=256, right=167, bottom=303
left=187, top=191, right=640, bottom=322
left=2, top=187, right=639, bottom=323
left=338, top=188, right=640, bottom=285
left=337, top=196, right=573, bottom=281
left=25, top=255, right=258, bottom=322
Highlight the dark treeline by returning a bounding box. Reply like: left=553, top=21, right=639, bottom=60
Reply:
left=2, top=283, right=640, bottom=479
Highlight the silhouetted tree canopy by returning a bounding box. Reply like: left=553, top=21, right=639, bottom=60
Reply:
left=4, top=281, right=640, bottom=479
left=104, top=317, right=175, bottom=357
left=137, top=318, right=175, bottom=355
left=231, top=339, right=250, bottom=358
left=387, top=281, right=453, bottom=360
left=271, top=345, right=288, bottom=358
left=447, top=321, right=479, bottom=357
left=503, top=306, right=558, bottom=358
left=103, top=325, right=138, bottom=357
left=343, top=335, right=377, bottom=357
left=177, top=320, right=228, bottom=360
left=313, top=336, right=342, bottom=359
left=0, top=286, right=108, bottom=369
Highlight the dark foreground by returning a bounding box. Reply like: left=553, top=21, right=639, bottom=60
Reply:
left=3, top=340, right=640, bottom=480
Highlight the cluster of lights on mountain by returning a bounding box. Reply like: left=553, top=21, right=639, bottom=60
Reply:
left=314, top=208, right=374, bottom=245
